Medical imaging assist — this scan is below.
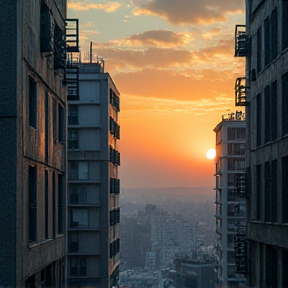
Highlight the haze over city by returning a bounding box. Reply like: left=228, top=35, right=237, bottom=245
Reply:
left=68, top=0, right=246, bottom=188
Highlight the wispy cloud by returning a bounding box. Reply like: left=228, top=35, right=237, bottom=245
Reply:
left=68, top=2, right=121, bottom=12
left=132, top=0, right=244, bottom=25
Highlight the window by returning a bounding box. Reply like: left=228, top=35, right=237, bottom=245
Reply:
left=45, top=91, right=49, bottom=163
left=52, top=98, right=57, bottom=144
left=227, top=158, right=245, bottom=171
left=52, top=172, right=56, bottom=238
left=264, top=16, right=270, bottom=66
left=256, top=165, right=262, bottom=221
left=29, top=166, right=37, bottom=243
left=70, top=258, right=86, bottom=276
left=282, top=73, right=288, bottom=136
left=228, top=174, right=236, bottom=186
left=227, top=251, right=235, bottom=263
left=45, top=170, right=49, bottom=239
left=68, top=104, right=78, bottom=124
left=283, top=0, right=288, bottom=50
left=68, top=129, right=79, bottom=149
left=70, top=209, right=88, bottom=227
left=264, top=85, right=271, bottom=143
left=58, top=104, right=65, bottom=143
left=265, top=246, right=278, bottom=287
left=227, top=143, right=245, bottom=155
left=69, top=232, right=79, bottom=252
left=68, top=161, right=89, bottom=180
left=282, top=156, right=288, bottom=223
left=271, top=81, right=278, bottom=141
left=256, top=93, right=262, bottom=146
left=270, top=8, right=278, bottom=61
left=58, top=174, right=64, bottom=234
left=271, top=160, right=277, bottom=222
left=69, top=185, right=87, bottom=204
left=227, top=265, right=235, bottom=277
left=283, top=250, right=288, bottom=287
left=257, top=27, right=262, bottom=73
left=29, top=76, right=37, bottom=128
left=40, top=1, right=54, bottom=54
left=264, top=162, right=271, bottom=222
left=227, top=128, right=246, bottom=140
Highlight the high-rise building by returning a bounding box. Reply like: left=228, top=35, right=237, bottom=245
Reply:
left=0, top=1, right=77, bottom=287
left=67, top=60, right=121, bottom=288
left=213, top=112, right=246, bottom=287
left=235, top=1, right=288, bottom=286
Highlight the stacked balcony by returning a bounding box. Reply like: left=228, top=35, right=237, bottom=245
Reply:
left=235, top=77, right=248, bottom=106
left=235, top=173, right=247, bottom=198
left=234, top=226, right=248, bottom=275
left=235, top=25, right=248, bottom=57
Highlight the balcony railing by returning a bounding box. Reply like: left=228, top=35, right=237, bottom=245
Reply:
left=235, top=77, right=248, bottom=106
left=235, top=25, right=248, bottom=57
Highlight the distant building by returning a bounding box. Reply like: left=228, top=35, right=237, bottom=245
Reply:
left=67, top=60, right=120, bottom=287
left=0, top=1, right=76, bottom=287
left=236, top=0, right=288, bottom=286
left=174, top=258, right=216, bottom=288
left=213, top=112, right=246, bottom=287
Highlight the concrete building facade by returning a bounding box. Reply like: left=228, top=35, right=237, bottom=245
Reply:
left=213, top=112, right=246, bottom=287
left=67, top=61, right=120, bottom=288
left=0, top=1, right=68, bottom=287
left=238, top=0, right=288, bottom=287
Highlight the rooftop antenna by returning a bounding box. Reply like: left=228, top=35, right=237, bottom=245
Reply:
left=90, top=41, right=92, bottom=63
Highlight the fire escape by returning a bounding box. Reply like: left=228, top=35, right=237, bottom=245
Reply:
left=234, top=25, right=248, bottom=106
left=65, top=19, right=80, bottom=100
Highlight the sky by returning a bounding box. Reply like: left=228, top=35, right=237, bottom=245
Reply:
left=67, top=0, right=246, bottom=189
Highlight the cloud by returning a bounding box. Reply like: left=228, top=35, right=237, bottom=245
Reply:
left=127, top=30, right=190, bottom=47
left=114, top=68, right=238, bottom=101
left=132, top=0, right=244, bottom=25
left=68, top=2, right=121, bottom=12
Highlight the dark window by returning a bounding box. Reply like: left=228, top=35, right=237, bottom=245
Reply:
left=270, top=8, right=278, bottom=61
left=271, top=160, right=277, bottom=222
left=282, top=73, right=288, bottom=136
left=257, top=93, right=262, bottom=146
left=257, top=27, right=262, bottom=73
left=282, top=156, right=288, bottom=223
left=29, top=76, right=37, bottom=128
left=68, top=104, right=78, bottom=124
left=265, top=245, right=278, bottom=288
left=256, top=164, right=262, bottom=221
left=68, top=129, right=79, bottom=149
left=283, top=1, right=288, bottom=50
left=69, top=232, right=79, bottom=252
left=45, top=170, right=49, bottom=239
left=58, top=174, right=64, bottom=234
left=52, top=99, right=57, bottom=144
left=227, top=128, right=236, bottom=140
left=29, top=166, right=37, bottom=243
left=271, top=81, right=277, bottom=141
left=52, top=172, right=56, bottom=238
left=69, top=161, right=78, bottom=179
left=58, top=104, right=65, bottom=143
left=264, top=85, right=271, bottom=143
left=40, top=1, right=54, bottom=54
left=264, top=162, right=271, bottom=222
left=264, top=16, right=270, bottom=66
left=227, top=143, right=245, bottom=155
left=45, top=91, right=49, bottom=162
left=283, top=250, right=288, bottom=287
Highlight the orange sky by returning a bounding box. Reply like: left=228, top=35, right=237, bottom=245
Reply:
left=68, top=0, right=245, bottom=188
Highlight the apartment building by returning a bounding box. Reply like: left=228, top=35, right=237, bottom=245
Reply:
left=234, top=0, right=288, bottom=287
left=213, top=112, right=246, bottom=287
left=0, top=1, right=78, bottom=287
left=67, top=60, right=121, bottom=288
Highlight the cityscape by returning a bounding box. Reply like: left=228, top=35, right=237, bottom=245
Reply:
left=0, top=0, right=288, bottom=288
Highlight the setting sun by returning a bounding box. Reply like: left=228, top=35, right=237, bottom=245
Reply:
left=206, top=148, right=216, bottom=159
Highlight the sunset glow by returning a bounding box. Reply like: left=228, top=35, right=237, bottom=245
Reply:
left=68, top=0, right=245, bottom=188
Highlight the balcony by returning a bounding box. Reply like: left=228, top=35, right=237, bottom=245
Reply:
left=235, top=25, right=248, bottom=57
left=235, top=173, right=247, bottom=198
left=235, top=77, right=248, bottom=106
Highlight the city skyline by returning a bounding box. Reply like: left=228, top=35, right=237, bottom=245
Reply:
left=67, top=0, right=246, bottom=188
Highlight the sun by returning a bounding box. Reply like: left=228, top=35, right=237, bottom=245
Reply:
left=206, top=148, right=216, bottom=159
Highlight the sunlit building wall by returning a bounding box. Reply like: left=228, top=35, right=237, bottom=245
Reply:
left=67, top=61, right=120, bottom=288
left=241, top=0, right=288, bottom=286
left=213, top=113, right=246, bottom=287
left=0, top=1, right=68, bottom=287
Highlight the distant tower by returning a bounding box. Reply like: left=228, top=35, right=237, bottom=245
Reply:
left=213, top=113, right=246, bottom=287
